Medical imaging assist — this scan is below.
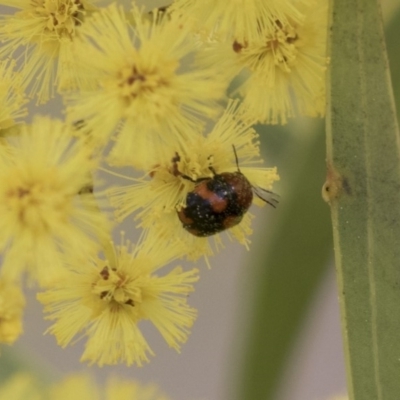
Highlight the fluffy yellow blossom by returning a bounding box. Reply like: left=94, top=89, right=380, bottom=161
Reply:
left=108, top=101, right=279, bottom=261
left=103, top=377, right=171, bottom=400
left=0, top=116, right=110, bottom=286
left=0, top=373, right=173, bottom=400
left=0, top=374, right=41, bottom=400
left=196, top=0, right=328, bottom=124
left=50, top=374, right=98, bottom=399
left=0, top=279, right=25, bottom=345
left=66, top=3, right=230, bottom=168
left=237, top=0, right=328, bottom=124
left=50, top=374, right=172, bottom=400
left=0, top=59, right=27, bottom=132
left=0, top=0, right=98, bottom=103
left=170, top=0, right=307, bottom=43
left=37, top=237, right=199, bottom=366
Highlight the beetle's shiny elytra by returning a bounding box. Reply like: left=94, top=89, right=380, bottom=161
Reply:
left=174, top=146, right=276, bottom=237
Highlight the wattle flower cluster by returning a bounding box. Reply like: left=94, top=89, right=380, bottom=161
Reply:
left=0, top=0, right=327, bottom=396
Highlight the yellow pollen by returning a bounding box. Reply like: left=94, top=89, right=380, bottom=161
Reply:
left=117, top=60, right=177, bottom=101
left=31, top=0, right=85, bottom=38
left=93, top=266, right=139, bottom=307
left=264, top=21, right=299, bottom=71
left=4, top=174, right=71, bottom=231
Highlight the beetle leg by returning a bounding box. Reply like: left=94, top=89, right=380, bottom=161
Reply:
left=208, top=166, right=217, bottom=176
left=171, top=152, right=197, bottom=182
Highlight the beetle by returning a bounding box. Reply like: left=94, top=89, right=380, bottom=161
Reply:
left=173, top=145, right=278, bottom=237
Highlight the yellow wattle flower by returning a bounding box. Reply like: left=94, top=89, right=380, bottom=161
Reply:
left=170, top=0, right=308, bottom=43
left=0, top=374, right=41, bottom=400
left=108, top=100, right=279, bottom=262
left=236, top=0, right=329, bottom=124
left=66, top=3, right=230, bottom=168
left=0, top=372, right=174, bottom=400
left=0, top=279, right=25, bottom=345
left=0, top=0, right=99, bottom=103
left=0, top=59, right=27, bottom=131
left=0, top=116, right=110, bottom=286
left=193, top=0, right=328, bottom=124
left=50, top=374, right=172, bottom=400
left=37, top=237, right=199, bottom=366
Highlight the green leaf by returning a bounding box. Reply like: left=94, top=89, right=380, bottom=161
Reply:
left=325, top=0, right=400, bottom=399
left=386, top=7, right=400, bottom=118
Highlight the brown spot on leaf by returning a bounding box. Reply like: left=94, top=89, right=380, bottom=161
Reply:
left=322, top=164, right=349, bottom=203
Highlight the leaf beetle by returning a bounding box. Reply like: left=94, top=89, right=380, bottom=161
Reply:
left=173, top=145, right=278, bottom=237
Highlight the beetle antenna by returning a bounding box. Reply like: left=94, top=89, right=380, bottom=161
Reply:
left=232, top=144, right=241, bottom=172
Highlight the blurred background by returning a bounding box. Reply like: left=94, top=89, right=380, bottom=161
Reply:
left=1, top=0, right=399, bottom=399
